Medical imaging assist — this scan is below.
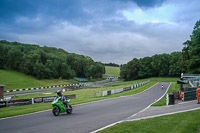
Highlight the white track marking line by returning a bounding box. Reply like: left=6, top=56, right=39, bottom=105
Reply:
left=124, top=107, right=200, bottom=122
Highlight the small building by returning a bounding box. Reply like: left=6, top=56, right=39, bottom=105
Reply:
left=75, top=78, right=88, bottom=82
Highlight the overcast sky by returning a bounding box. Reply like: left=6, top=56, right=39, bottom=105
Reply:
left=0, top=0, right=199, bottom=64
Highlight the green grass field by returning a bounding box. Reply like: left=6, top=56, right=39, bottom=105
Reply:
left=98, top=109, right=200, bottom=133
left=0, top=69, right=78, bottom=90
left=105, top=66, right=120, bottom=77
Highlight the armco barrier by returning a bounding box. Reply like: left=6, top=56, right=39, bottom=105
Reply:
left=6, top=99, right=32, bottom=107
left=123, top=87, right=131, bottom=91
left=0, top=94, right=76, bottom=108
left=43, top=97, right=57, bottom=103
left=33, top=95, right=76, bottom=104
left=114, top=88, right=123, bottom=94
left=33, top=97, right=57, bottom=104
left=33, top=98, right=43, bottom=104
left=102, top=80, right=150, bottom=97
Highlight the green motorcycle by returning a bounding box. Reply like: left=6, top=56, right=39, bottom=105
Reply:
left=52, top=97, right=73, bottom=116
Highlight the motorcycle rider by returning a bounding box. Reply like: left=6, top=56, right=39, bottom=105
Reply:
left=161, top=84, right=164, bottom=89
left=56, top=90, right=70, bottom=109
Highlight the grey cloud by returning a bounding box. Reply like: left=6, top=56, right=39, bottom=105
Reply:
left=6, top=18, right=193, bottom=64
left=0, top=0, right=199, bottom=65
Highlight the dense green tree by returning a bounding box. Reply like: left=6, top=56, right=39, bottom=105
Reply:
left=182, top=20, right=200, bottom=73
left=0, top=40, right=105, bottom=79
left=0, top=45, right=5, bottom=68
left=6, top=47, right=23, bottom=70
left=181, top=40, right=191, bottom=72
left=151, top=54, right=170, bottom=77
left=121, top=52, right=183, bottom=81
left=104, top=63, right=119, bottom=67
left=86, top=62, right=105, bottom=78
left=120, top=58, right=139, bottom=81
left=120, top=64, right=128, bottom=80
left=169, top=52, right=182, bottom=77
left=138, top=57, right=154, bottom=78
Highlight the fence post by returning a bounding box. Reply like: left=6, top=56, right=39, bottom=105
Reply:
left=166, top=94, right=169, bottom=105
left=32, top=98, right=34, bottom=104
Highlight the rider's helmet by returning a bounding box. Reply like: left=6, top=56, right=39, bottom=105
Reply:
left=57, top=90, right=62, bottom=96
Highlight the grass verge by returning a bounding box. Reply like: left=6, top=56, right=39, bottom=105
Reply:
left=97, top=109, right=200, bottom=133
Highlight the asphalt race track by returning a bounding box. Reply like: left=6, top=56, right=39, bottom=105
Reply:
left=0, top=82, right=170, bottom=133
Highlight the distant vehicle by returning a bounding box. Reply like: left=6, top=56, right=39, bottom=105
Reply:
left=52, top=97, right=72, bottom=116
left=162, top=85, right=164, bottom=89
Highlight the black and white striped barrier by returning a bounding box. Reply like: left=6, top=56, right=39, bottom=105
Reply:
left=4, top=84, right=80, bottom=93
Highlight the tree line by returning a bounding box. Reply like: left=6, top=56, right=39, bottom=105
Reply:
left=0, top=41, right=105, bottom=79
left=120, top=20, right=200, bottom=81
left=104, top=63, right=119, bottom=67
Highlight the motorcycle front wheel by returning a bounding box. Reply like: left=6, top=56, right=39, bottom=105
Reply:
left=66, top=105, right=73, bottom=114
left=52, top=107, right=60, bottom=116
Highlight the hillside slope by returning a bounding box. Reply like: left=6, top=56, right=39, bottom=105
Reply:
left=0, top=69, right=77, bottom=90
left=105, top=66, right=120, bottom=77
